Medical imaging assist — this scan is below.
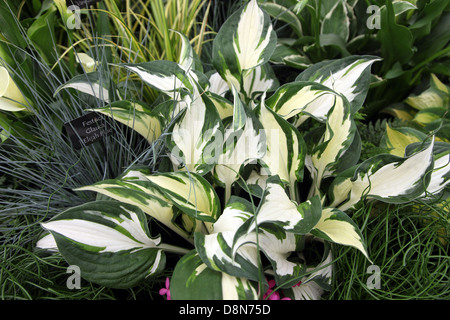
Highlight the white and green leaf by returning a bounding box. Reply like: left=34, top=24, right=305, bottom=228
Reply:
left=332, top=139, right=436, bottom=211
left=91, top=100, right=163, bottom=143
left=54, top=72, right=110, bottom=103
left=40, top=201, right=187, bottom=289
left=295, top=55, right=381, bottom=116
left=256, top=97, right=306, bottom=198
left=170, top=250, right=259, bottom=300
left=265, top=81, right=337, bottom=122
left=311, top=207, right=370, bottom=261
left=306, top=94, right=356, bottom=197
left=167, top=91, right=224, bottom=175
left=195, top=197, right=261, bottom=282
left=212, top=0, right=277, bottom=98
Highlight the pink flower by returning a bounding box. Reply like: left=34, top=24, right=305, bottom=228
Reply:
left=159, top=277, right=171, bottom=300
left=263, top=279, right=291, bottom=300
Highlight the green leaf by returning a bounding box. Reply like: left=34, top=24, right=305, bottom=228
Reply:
left=171, top=250, right=259, bottom=300
left=320, top=0, right=350, bottom=43
left=256, top=98, right=307, bottom=196
left=194, top=197, right=261, bottom=282
left=212, top=0, right=277, bottom=97
left=40, top=201, right=185, bottom=289
left=54, top=72, right=110, bottom=103
left=295, top=55, right=380, bottom=115
left=377, top=1, right=414, bottom=72
left=27, top=6, right=58, bottom=65
left=306, top=94, right=356, bottom=196
left=167, top=90, right=224, bottom=175
left=259, top=2, right=303, bottom=37
left=92, top=100, right=162, bottom=143
left=311, top=207, right=370, bottom=261
left=332, top=139, right=436, bottom=211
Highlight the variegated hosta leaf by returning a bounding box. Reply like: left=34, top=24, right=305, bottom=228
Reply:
left=131, top=170, right=221, bottom=227
left=311, top=207, right=370, bottom=260
left=54, top=72, right=110, bottom=103
left=256, top=97, right=306, bottom=197
left=212, top=0, right=276, bottom=98
left=405, top=74, right=449, bottom=111
left=114, top=60, right=192, bottom=103
left=256, top=230, right=306, bottom=288
left=249, top=176, right=322, bottom=234
left=170, top=250, right=259, bottom=300
left=214, top=104, right=266, bottom=200
left=405, top=141, right=450, bottom=198
left=207, top=91, right=234, bottom=120
left=320, top=0, right=350, bottom=43
left=91, top=100, right=162, bottom=143
left=289, top=246, right=333, bottom=300
left=294, top=55, right=380, bottom=123
left=74, top=175, right=188, bottom=240
left=195, top=196, right=308, bottom=289
left=195, top=197, right=261, bottom=282
left=306, top=94, right=356, bottom=197
left=331, top=139, right=436, bottom=211
left=168, top=90, right=224, bottom=175
left=242, top=64, right=279, bottom=101
left=40, top=201, right=188, bottom=289
left=381, top=124, right=427, bottom=157
left=208, top=72, right=229, bottom=97
left=265, top=81, right=338, bottom=123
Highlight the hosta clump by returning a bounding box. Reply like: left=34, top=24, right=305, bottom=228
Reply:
left=37, top=0, right=450, bottom=299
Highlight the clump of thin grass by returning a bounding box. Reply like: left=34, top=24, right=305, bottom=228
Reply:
left=328, top=199, right=449, bottom=300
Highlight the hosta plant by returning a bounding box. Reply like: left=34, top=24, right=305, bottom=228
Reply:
left=36, top=0, right=450, bottom=300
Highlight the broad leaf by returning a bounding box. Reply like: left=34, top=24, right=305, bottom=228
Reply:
left=54, top=72, right=110, bottom=103
left=170, top=250, right=259, bottom=300
left=331, top=139, right=436, bottom=211
left=265, top=81, right=338, bottom=123
left=295, top=55, right=380, bottom=116
left=249, top=177, right=322, bottom=234
left=212, top=0, right=276, bottom=99
left=306, top=94, right=356, bottom=197
left=168, top=90, right=224, bottom=175
left=311, top=207, right=370, bottom=260
left=92, top=100, right=163, bottom=143
left=40, top=201, right=186, bottom=289
left=195, top=197, right=261, bottom=282
left=256, top=97, right=306, bottom=197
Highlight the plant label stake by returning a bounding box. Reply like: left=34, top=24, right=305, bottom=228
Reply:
left=63, top=111, right=113, bottom=150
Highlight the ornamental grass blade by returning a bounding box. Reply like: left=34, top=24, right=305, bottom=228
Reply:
left=40, top=201, right=185, bottom=289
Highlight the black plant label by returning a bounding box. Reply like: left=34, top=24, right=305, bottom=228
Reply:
left=63, top=112, right=113, bottom=150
